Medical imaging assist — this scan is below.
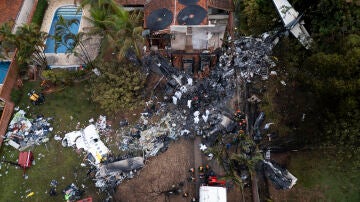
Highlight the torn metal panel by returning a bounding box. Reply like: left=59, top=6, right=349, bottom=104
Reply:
left=97, top=157, right=144, bottom=178
left=263, top=160, right=297, bottom=190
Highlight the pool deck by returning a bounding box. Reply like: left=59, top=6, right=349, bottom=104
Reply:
left=41, top=0, right=100, bottom=66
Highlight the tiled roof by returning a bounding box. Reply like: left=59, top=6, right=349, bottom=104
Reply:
left=208, top=0, right=234, bottom=11
left=0, top=0, right=24, bottom=24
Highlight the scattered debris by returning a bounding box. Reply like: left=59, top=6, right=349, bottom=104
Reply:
left=248, top=95, right=262, bottom=103
left=63, top=183, right=83, bottom=201
left=5, top=110, right=53, bottom=150
left=94, top=157, right=144, bottom=191
left=28, top=90, right=45, bottom=105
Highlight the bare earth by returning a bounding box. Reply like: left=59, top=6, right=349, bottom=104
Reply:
left=113, top=136, right=247, bottom=202
left=114, top=138, right=196, bottom=202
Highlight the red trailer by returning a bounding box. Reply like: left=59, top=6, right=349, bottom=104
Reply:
left=18, top=151, right=34, bottom=175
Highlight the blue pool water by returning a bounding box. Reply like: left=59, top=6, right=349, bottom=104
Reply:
left=44, top=6, right=82, bottom=53
left=0, top=61, right=10, bottom=84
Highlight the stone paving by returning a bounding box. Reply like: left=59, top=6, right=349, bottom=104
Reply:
left=41, top=0, right=100, bottom=66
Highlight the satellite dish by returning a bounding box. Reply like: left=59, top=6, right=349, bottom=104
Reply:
left=146, top=8, right=174, bottom=31
left=177, top=5, right=207, bottom=25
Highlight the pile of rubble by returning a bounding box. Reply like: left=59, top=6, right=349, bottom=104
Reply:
left=62, top=34, right=287, bottom=193
left=232, top=34, right=277, bottom=81
left=4, top=110, right=53, bottom=151
left=118, top=34, right=278, bottom=158
left=59, top=115, right=141, bottom=193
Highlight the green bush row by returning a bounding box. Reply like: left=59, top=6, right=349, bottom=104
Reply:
left=41, top=68, right=87, bottom=85
left=31, top=0, right=48, bottom=26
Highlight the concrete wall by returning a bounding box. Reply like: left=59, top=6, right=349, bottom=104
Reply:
left=0, top=58, right=18, bottom=147
left=13, top=0, right=36, bottom=33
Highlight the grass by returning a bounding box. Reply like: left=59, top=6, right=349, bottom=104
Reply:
left=288, top=149, right=360, bottom=202
left=0, top=81, right=106, bottom=202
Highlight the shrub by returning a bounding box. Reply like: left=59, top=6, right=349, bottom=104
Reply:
left=31, top=0, right=48, bottom=26
left=41, top=68, right=86, bottom=85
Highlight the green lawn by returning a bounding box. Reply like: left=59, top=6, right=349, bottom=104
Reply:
left=0, top=81, right=106, bottom=201
left=288, top=149, right=360, bottom=202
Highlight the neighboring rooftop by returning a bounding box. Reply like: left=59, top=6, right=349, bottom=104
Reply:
left=0, top=0, right=24, bottom=24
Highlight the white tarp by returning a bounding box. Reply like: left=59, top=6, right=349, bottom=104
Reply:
left=199, top=186, right=227, bottom=202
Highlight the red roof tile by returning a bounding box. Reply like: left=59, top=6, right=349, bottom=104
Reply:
left=0, top=0, right=24, bottom=24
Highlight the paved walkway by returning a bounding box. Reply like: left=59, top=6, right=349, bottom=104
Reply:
left=41, top=0, right=100, bottom=66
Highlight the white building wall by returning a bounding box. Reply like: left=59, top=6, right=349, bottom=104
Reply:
left=12, top=0, right=36, bottom=33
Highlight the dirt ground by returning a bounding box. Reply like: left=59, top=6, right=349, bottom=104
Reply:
left=114, top=138, right=196, bottom=202
left=113, top=137, right=247, bottom=202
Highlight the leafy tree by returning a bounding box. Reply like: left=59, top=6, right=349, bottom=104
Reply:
left=89, top=61, right=146, bottom=113
left=301, top=34, right=360, bottom=149
left=0, top=22, right=48, bottom=69
left=239, top=0, right=278, bottom=35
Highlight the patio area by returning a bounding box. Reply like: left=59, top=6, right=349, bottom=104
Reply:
left=41, top=0, right=100, bottom=67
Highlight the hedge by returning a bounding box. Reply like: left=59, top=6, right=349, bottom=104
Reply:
left=31, top=0, right=48, bottom=26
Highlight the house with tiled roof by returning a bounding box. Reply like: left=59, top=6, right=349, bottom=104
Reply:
left=117, top=0, right=234, bottom=72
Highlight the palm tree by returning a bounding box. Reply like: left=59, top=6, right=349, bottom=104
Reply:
left=0, top=21, right=16, bottom=58
left=53, top=16, right=94, bottom=67
left=205, top=143, right=247, bottom=202
left=0, top=22, right=48, bottom=69
left=80, top=0, right=116, bottom=9
left=16, top=23, right=48, bottom=68
left=109, top=10, right=144, bottom=61
left=83, top=0, right=144, bottom=62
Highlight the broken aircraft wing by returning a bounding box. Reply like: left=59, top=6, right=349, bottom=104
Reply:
left=272, top=0, right=312, bottom=49
left=289, top=22, right=313, bottom=49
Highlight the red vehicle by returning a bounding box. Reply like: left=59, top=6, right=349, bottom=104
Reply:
left=208, top=176, right=226, bottom=186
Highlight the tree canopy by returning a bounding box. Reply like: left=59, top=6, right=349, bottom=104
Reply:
left=239, top=0, right=360, bottom=156
left=89, top=61, right=146, bottom=113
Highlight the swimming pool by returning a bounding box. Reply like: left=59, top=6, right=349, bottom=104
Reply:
left=0, top=61, right=10, bottom=84
left=44, top=6, right=82, bottom=53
